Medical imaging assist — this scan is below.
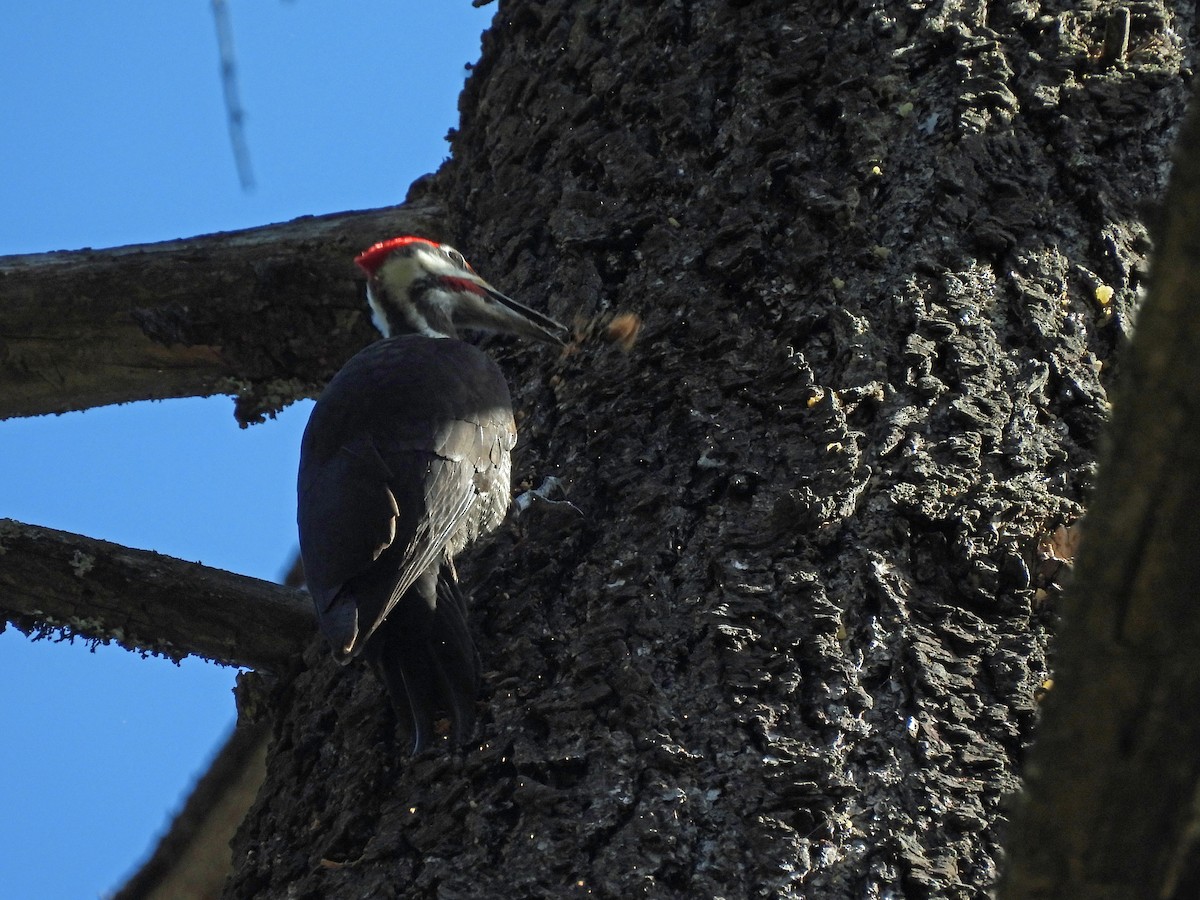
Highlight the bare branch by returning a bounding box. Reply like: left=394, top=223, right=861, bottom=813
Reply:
left=0, top=200, right=446, bottom=422
left=211, top=0, right=255, bottom=191
left=0, top=519, right=315, bottom=672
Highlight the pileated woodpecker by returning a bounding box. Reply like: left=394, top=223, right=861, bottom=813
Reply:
left=297, top=236, right=566, bottom=752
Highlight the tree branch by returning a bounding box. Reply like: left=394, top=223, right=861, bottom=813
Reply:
left=0, top=200, right=446, bottom=423
left=113, top=721, right=271, bottom=900
left=0, top=519, right=315, bottom=672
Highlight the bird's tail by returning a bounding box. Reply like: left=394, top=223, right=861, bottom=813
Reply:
left=365, top=563, right=479, bottom=753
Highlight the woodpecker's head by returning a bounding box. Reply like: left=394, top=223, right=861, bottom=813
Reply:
left=354, top=236, right=567, bottom=344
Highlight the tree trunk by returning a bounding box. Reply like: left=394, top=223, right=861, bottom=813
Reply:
left=1002, top=83, right=1200, bottom=900
left=223, top=2, right=1195, bottom=897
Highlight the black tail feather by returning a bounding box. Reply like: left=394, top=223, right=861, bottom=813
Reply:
left=434, top=568, right=480, bottom=742
left=366, top=564, right=478, bottom=753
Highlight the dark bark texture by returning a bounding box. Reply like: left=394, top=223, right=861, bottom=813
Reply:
left=227, top=2, right=1195, bottom=898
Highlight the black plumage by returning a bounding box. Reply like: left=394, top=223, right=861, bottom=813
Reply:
left=298, top=335, right=517, bottom=751
left=297, top=235, right=565, bottom=753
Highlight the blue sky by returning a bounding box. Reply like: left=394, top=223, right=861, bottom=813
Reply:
left=0, top=3, right=492, bottom=896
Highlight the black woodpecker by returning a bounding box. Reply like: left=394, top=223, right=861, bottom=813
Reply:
left=297, top=236, right=566, bottom=752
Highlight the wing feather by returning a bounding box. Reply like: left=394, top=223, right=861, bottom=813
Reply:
left=297, top=335, right=516, bottom=661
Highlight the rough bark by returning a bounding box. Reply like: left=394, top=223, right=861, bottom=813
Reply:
left=223, top=2, right=1195, bottom=898
left=0, top=201, right=444, bottom=424
left=1003, top=84, right=1200, bottom=900
left=0, top=519, right=312, bottom=672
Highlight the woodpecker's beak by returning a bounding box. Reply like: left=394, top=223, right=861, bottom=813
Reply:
left=450, top=277, right=569, bottom=346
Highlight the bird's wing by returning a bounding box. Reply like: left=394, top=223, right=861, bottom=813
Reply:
left=297, top=335, right=515, bottom=660
left=297, top=432, right=402, bottom=655
left=363, top=414, right=514, bottom=647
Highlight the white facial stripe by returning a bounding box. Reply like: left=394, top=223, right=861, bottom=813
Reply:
left=410, top=304, right=449, bottom=339
left=366, top=280, right=453, bottom=340
left=366, top=285, right=392, bottom=338
left=411, top=285, right=461, bottom=339
left=366, top=244, right=482, bottom=340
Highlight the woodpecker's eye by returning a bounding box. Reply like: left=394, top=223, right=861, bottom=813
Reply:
left=444, top=247, right=469, bottom=270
